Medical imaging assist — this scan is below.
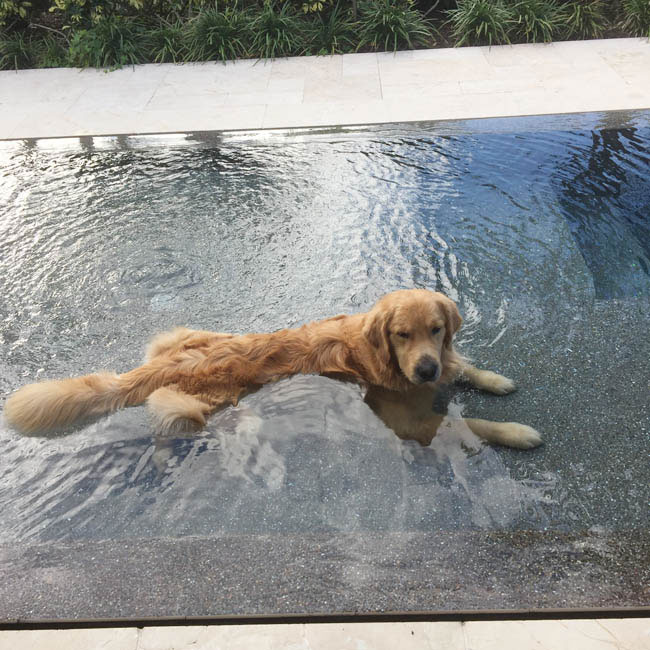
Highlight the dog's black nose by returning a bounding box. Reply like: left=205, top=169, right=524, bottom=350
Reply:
left=415, top=357, right=439, bottom=383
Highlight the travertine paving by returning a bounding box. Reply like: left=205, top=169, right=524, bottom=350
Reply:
left=1, top=38, right=649, bottom=139
left=1, top=619, right=649, bottom=649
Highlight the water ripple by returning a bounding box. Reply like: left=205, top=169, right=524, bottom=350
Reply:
left=1, top=113, right=649, bottom=543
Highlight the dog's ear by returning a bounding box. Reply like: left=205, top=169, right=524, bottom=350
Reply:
left=438, top=294, right=462, bottom=348
left=362, top=305, right=392, bottom=365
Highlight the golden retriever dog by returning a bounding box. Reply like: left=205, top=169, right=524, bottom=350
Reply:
left=4, top=289, right=542, bottom=449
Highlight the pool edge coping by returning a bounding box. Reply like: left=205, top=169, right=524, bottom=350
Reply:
left=1, top=38, right=650, bottom=140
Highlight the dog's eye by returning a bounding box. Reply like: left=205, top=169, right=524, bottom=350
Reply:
left=396, top=331, right=410, bottom=339
left=431, top=327, right=441, bottom=336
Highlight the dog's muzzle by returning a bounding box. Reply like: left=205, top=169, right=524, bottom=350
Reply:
left=414, top=356, right=440, bottom=383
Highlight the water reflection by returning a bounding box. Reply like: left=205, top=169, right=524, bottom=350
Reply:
left=556, top=125, right=650, bottom=298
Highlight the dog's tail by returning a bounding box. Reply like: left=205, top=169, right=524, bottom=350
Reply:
left=4, top=362, right=167, bottom=434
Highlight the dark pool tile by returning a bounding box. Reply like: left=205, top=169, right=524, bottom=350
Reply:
left=1, top=530, right=648, bottom=622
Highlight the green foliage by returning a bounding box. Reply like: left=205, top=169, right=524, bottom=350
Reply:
left=299, top=0, right=330, bottom=14
left=145, top=16, right=185, bottom=62
left=447, top=0, right=511, bottom=46
left=433, top=0, right=460, bottom=8
left=0, top=29, right=39, bottom=68
left=68, top=15, right=146, bottom=67
left=508, top=0, right=562, bottom=43
left=0, top=0, right=647, bottom=71
left=34, top=32, right=69, bottom=65
left=185, top=4, right=249, bottom=62
left=249, top=1, right=304, bottom=59
left=358, top=0, right=434, bottom=52
left=560, top=0, right=607, bottom=40
left=304, top=2, right=357, bottom=54
left=49, top=0, right=135, bottom=27
left=0, top=0, right=31, bottom=27
left=139, top=0, right=215, bottom=21
left=620, top=0, right=650, bottom=37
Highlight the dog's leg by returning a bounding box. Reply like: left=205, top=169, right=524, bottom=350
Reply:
left=365, top=386, right=541, bottom=449
left=398, top=412, right=543, bottom=449
left=147, top=383, right=249, bottom=435
left=462, top=417, right=542, bottom=449
left=381, top=408, right=542, bottom=449
left=460, top=360, right=516, bottom=395
left=147, top=385, right=214, bottom=434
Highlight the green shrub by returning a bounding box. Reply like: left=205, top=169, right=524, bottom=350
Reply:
left=0, top=29, right=37, bottom=68
left=358, top=0, right=434, bottom=52
left=295, top=0, right=331, bottom=14
left=145, top=16, right=185, bottom=62
left=0, top=0, right=31, bottom=27
left=185, top=5, right=250, bottom=61
left=304, top=2, right=357, bottom=54
left=620, top=0, right=650, bottom=37
left=34, top=32, right=69, bottom=66
left=249, top=1, right=304, bottom=59
left=0, top=0, right=647, bottom=71
left=447, top=0, right=511, bottom=46
left=68, top=15, right=146, bottom=67
left=560, top=0, right=607, bottom=40
left=508, top=0, right=562, bottom=43
left=49, top=0, right=132, bottom=27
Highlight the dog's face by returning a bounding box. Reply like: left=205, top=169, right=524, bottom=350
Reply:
left=363, top=289, right=462, bottom=386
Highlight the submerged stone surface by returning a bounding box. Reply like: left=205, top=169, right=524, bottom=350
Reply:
left=0, top=111, right=648, bottom=621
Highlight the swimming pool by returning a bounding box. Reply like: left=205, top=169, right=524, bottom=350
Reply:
left=0, top=111, right=648, bottom=620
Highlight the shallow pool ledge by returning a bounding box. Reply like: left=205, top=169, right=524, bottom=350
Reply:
left=1, top=38, right=650, bottom=139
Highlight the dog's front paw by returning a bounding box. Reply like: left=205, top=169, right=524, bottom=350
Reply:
left=498, top=422, right=543, bottom=449
left=479, top=370, right=516, bottom=395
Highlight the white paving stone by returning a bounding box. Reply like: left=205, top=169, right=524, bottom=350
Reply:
left=0, top=619, right=648, bottom=650
left=303, top=73, right=382, bottom=103
left=378, top=58, right=496, bottom=85
left=341, top=52, right=379, bottom=77
left=262, top=99, right=392, bottom=128
left=463, top=618, right=650, bottom=650
left=0, top=627, right=138, bottom=650
left=480, top=41, right=566, bottom=66
left=137, top=621, right=466, bottom=649
left=0, top=38, right=649, bottom=139
left=382, top=80, right=461, bottom=100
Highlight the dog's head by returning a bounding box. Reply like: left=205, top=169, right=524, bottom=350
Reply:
left=362, top=289, right=462, bottom=387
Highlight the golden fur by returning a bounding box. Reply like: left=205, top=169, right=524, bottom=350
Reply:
left=4, top=289, right=542, bottom=449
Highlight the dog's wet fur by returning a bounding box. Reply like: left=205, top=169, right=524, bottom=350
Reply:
left=4, top=289, right=542, bottom=449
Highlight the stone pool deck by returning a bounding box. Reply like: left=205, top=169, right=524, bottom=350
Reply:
left=2, top=619, right=649, bottom=650
left=1, top=37, right=650, bottom=139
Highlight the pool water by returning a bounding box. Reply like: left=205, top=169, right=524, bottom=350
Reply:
left=0, top=112, right=648, bottom=617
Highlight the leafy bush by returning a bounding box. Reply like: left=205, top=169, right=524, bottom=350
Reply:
left=296, top=0, right=331, bottom=13
left=185, top=5, right=250, bottom=61
left=304, top=2, right=357, bottom=54
left=560, top=0, right=607, bottom=40
left=34, top=32, right=69, bottom=66
left=620, top=0, right=650, bottom=37
left=0, top=0, right=648, bottom=70
left=68, top=15, right=146, bottom=67
left=249, top=1, right=304, bottom=59
left=0, top=0, right=31, bottom=27
left=447, top=0, right=511, bottom=46
left=358, top=0, right=434, bottom=51
left=145, top=16, right=185, bottom=62
left=49, top=0, right=132, bottom=27
left=509, top=0, right=562, bottom=43
left=0, top=29, right=36, bottom=68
